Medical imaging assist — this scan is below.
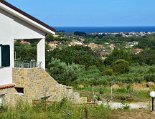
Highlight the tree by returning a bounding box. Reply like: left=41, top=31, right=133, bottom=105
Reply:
left=45, top=34, right=54, bottom=42
left=74, top=32, right=86, bottom=36
left=112, top=59, right=129, bottom=74
left=47, top=58, right=85, bottom=85
left=47, top=46, right=103, bottom=69
left=104, top=49, right=132, bottom=66
left=132, top=49, right=155, bottom=65
left=137, top=33, right=155, bottom=49
left=15, top=40, right=37, bottom=61
left=102, top=68, right=113, bottom=76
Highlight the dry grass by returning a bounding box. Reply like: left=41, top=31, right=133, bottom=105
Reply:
left=112, top=109, right=155, bottom=119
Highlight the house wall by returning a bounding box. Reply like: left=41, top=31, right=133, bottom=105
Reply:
left=0, top=8, right=46, bottom=85
left=37, top=38, right=45, bottom=69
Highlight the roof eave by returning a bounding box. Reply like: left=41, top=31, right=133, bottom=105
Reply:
left=0, top=1, right=55, bottom=35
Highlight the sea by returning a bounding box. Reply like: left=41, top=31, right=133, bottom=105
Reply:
left=54, top=26, right=155, bottom=33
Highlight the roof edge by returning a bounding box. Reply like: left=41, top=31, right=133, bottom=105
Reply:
left=0, top=83, right=16, bottom=89
left=0, top=1, right=56, bottom=34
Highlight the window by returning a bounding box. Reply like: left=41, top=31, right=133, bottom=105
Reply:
left=15, top=87, right=24, bottom=94
left=0, top=45, right=10, bottom=67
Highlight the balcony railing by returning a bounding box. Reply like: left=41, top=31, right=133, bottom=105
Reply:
left=14, top=60, right=42, bottom=68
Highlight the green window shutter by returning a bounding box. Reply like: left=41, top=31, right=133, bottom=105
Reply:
left=1, top=45, right=10, bottom=67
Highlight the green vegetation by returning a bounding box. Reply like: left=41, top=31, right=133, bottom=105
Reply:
left=1, top=101, right=154, bottom=119
left=46, top=46, right=103, bottom=69
left=104, top=49, right=132, bottom=65
left=47, top=56, right=155, bottom=87
left=10, top=32, right=155, bottom=119
left=15, top=40, right=37, bottom=61
left=14, top=33, right=155, bottom=87
left=47, top=58, right=83, bottom=85
left=0, top=99, right=112, bottom=119
left=111, top=59, right=129, bottom=74
left=13, top=33, right=155, bottom=102
left=82, top=32, right=143, bottom=44
left=79, top=86, right=149, bottom=102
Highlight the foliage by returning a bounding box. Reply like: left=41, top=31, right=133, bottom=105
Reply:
left=132, top=49, right=155, bottom=65
left=147, top=67, right=155, bottom=74
left=0, top=100, right=112, bottom=119
left=72, top=65, right=155, bottom=87
left=14, top=32, right=155, bottom=88
left=102, top=68, right=113, bottom=76
left=45, top=34, right=54, bottom=42
left=47, top=46, right=103, bottom=69
left=47, top=58, right=104, bottom=86
left=112, top=59, right=129, bottom=74
left=47, top=58, right=84, bottom=85
left=144, top=74, right=155, bottom=82
left=104, top=49, right=132, bottom=66
left=84, top=33, right=143, bottom=44
left=74, top=31, right=86, bottom=36
left=80, top=86, right=149, bottom=102
left=131, top=33, right=155, bottom=65
left=137, top=33, right=155, bottom=49
left=15, top=40, right=37, bottom=61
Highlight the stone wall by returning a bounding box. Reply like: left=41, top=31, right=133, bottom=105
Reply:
left=0, top=68, right=87, bottom=106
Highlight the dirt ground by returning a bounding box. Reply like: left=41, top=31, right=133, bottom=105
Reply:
left=112, top=109, right=155, bottom=119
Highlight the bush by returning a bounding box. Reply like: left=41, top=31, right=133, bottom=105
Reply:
left=112, top=59, right=129, bottom=74
left=104, top=49, right=132, bottom=66
left=144, top=74, right=155, bottom=82
left=102, top=68, right=113, bottom=76
left=132, top=77, right=143, bottom=83
left=0, top=100, right=112, bottom=119
left=147, top=67, right=155, bottom=74
left=48, top=58, right=84, bottom=85
left=48, top=46, right=103, bottom=69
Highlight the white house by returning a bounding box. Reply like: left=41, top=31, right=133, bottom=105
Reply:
left=0, top=1, right=55, bottom=87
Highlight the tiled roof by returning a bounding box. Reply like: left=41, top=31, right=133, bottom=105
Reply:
left=0, top=83, right=16, bottom=89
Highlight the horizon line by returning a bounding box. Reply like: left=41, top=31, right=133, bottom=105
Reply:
left=53, top=26, right=155, bottom=28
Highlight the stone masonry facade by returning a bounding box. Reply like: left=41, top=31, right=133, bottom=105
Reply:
left=0, top=68, right=87, bottom=106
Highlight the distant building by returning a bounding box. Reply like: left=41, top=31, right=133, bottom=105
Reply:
left=88, top=43, right=103, bottom=50
left=20, top=40, right=30, bottom=45
left=69, top=40, right=83, bottom=46
left=126, top=41, right=138, bottom=48
left=109, top=44, right=115, bottom=50
left=48, top=41, right=59, bottom=49
left=133, top=48, right=143, bottom=54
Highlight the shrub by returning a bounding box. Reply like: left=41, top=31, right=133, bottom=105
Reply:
left=102, top=68, right=113, bottom=76
left=147, top=67, right=155, bottom=74
left=0, top=100, right=112, bottom=119
left=104, top=48, right=132, bottom=66
left=48, top=46, right=103, bottom=69
left=144, top=74, right=155, bottom=82
left=132, top=77, right=143, bottom=83
left=112, top=59, right=129, bottom=74
left=48, top=58, right=84, bottom=85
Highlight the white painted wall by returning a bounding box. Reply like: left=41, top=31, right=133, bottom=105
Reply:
left=0, top=8, right=49, bottom=85
left=37, top=38, right=45, bottom=69
left=0, top=46, right=1, bottom=67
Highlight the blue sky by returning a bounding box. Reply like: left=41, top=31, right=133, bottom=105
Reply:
left=6, top=0, right=155, bottom=27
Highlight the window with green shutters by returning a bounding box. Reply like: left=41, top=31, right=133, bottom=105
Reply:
left=0, top=45, right=10, bottom=67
